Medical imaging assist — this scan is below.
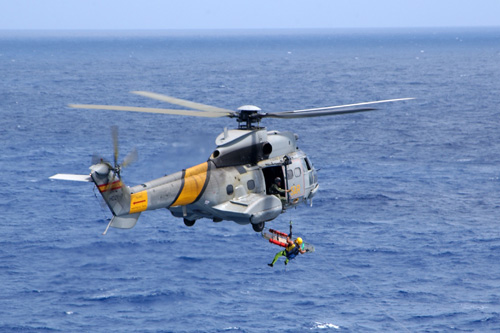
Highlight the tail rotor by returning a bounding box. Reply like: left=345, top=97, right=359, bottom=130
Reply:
left=89, top=126, right=139, bottom=235
left=110, top=125, right=137, bottom=180
left=92, top=126, right=137, bottom=191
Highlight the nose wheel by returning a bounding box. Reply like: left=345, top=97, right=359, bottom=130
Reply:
left=252, top=222, right=265, bottom=232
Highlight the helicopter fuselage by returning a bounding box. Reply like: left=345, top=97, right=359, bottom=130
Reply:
left=90, top=128, right=318, bottom=232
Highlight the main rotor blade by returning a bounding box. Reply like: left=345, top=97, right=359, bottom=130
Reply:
left=131, top=91, right=235, bottom=114
left=68, top=104, right=232, bottom=118
left=264, top=97, right=414, bottom=119
left=280, top=97, right=415, bottom=113
left=264, top=107, right=376, bottom=119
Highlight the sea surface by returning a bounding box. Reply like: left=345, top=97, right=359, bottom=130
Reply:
left=1, top=28, right=500, bottom=332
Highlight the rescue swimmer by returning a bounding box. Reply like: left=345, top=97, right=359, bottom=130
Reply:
left=268, top=236, right=306, bottom=267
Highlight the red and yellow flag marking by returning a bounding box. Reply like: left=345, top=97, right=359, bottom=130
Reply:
left=97, top=179, right=122, bottom=192
left=172, top=162, right=209, bottom=207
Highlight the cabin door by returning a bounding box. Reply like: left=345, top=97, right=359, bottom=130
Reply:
left=285, top=158, right=305, bottom=201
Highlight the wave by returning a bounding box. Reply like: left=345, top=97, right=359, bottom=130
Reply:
left=84, top=289, right=192, bottom=304
left=310, top=321, right=340, bottom=330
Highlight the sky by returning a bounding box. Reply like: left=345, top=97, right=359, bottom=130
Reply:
left=1, top=0, right=499, bottom=30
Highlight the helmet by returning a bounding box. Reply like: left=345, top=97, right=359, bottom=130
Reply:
left=274, top=177, right=282, bottom=184
left=295, top=237, right=303, bottom=245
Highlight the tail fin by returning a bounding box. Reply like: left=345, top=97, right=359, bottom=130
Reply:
left=50, top=165, right=141, bottom=233
left=101, top=212, right=141, bottom=235
left=90, top=163, right=136, bottom=222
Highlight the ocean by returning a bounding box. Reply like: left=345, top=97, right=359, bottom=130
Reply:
left=1, top=28, right=500, bottom=332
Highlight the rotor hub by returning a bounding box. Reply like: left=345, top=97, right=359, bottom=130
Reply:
left=236, top=105, right=262, bottom=129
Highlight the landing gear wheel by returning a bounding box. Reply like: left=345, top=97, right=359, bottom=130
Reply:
left=252, top=222, right=265, bottom=232
left=183, top=218, right=196, bottom=227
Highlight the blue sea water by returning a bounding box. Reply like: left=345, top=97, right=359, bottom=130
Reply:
left=1, top=28, right=500, bottom=332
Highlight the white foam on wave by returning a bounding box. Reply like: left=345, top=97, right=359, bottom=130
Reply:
left=311, top=322, right=340, bottom=330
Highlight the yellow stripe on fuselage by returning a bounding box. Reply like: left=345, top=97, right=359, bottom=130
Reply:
left=172, top=162, right=208, bottom=207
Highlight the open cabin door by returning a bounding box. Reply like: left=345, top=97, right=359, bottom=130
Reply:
left=263, top=166, right=285, bottom=196
left=262, top=159, right=305, bottom=205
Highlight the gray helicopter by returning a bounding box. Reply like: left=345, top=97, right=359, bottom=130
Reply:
left=50, top=91, right=413, bottom=234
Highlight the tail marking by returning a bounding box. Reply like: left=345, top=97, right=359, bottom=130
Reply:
left=130, top=191, right=148, bottom=214
left=98, top=179, right=123, bottom=192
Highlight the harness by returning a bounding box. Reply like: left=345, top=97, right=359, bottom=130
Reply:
left=285, top=243, right=304, bottom=259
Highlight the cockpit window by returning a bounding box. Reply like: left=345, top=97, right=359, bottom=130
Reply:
left=304, top=158, right=312, bottom=171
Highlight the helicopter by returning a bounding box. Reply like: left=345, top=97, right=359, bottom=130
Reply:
left=50, top=91, right=413, bottom=234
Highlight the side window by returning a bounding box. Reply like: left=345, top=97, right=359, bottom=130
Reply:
left=226, top=184, right=234, bottom=195
left=287, top=169, right=294, bottom=180
left=247, top=180, right=255, bottom=191
left=294, top=167, right=301, bottom=177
